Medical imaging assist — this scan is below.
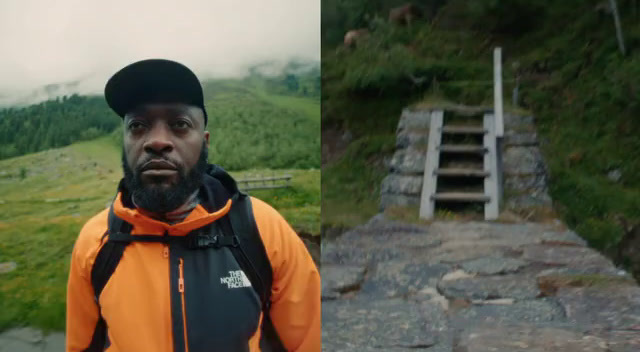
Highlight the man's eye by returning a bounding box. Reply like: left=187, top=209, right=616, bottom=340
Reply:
left=172, top=120, right=191, bottom=129
left=128, top=121, right=146, bottom=131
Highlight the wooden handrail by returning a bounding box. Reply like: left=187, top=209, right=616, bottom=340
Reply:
left=236, top=175, right=292, bottom=183
left=494, top=47, right=504, bottom=137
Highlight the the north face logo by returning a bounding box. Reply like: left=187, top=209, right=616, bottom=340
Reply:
left=220, top=270, right=252, bottom=289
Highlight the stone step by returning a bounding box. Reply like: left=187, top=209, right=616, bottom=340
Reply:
left=441, top=125, right=487, bottom=134
left=437, top=144, right=487, bottom=154
left=431, top=192, right=491, bottom=202
left=435, top=168, right=490, bottom=177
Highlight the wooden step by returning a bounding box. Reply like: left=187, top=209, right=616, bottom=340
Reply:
left=441, top=125, right=487, bottom=134
left=435, top=168, right=489, bottom=177
left=437, top=144, right=487, bottom=154
left=431, top=192, right=491, bottom=202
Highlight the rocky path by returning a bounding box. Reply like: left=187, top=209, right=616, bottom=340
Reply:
left=322, top=215, right=640, bottom=351
left=0, top=328, right=64, bottom=352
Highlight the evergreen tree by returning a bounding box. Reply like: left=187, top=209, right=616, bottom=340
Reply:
left=0, top=96, right=119, bottom=160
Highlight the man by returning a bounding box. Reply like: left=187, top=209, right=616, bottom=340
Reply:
left=65, top=59, right=321, bottom=352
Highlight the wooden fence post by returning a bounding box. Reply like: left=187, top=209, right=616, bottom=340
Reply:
left=610, top=0, right=626, bottom=56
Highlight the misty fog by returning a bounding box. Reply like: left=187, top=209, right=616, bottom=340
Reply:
left=0, top=0, right=320, bottom=106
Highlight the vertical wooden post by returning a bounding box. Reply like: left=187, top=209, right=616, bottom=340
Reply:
left=493, top=48, right=505, bottom=218
left=419, top=110, right=443, bottom=220
left=610, top=0, right=626, bottom=56
left=512, top=75, right=520, bottom=107
left=493, top=47, right=504, bottom=137
left=484, top=114, right=499, bottom=220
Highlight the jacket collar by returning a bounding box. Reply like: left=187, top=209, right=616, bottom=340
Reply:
left=112, top=164, right=239, bottom=236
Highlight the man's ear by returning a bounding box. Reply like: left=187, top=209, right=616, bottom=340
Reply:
left=204, top=131, right=210, bottom=148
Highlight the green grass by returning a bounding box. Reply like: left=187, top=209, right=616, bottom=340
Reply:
left=256, top=90, right=321, bottom=121
left=231, top=169, right=320, bottom=235
left=0, top=137, right=319, bottom=332
left=320, top=75, right=416, bottom=229
left=0, top=138, right=120, bottom=332
left=322, top=134, right=396, bottom=228
left=202, top=79, right=320, bottom=170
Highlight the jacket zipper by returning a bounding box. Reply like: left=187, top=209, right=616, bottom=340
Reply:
left=178, top=258, right=189, bottom=352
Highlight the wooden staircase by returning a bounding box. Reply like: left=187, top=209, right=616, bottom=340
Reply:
left=419, top=110, right=501, bottom=220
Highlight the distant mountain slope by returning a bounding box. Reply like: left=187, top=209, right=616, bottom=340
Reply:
left=0, top=95, right=117, bottom=159
left=0, top=66, right=320, bottom=170
left=202, top=78, right=320, bottom=170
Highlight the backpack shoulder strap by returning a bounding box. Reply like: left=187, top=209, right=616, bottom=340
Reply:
left=224, top=194, right=286, bottom=351
left=90, top=204, right=133, bottom=301
left=225, top=193, right=273, bottom=307
left=85, top=204, right=133, bottom=352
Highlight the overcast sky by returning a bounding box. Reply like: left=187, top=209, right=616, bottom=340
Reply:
left=0, top=0, right=319, bottom=104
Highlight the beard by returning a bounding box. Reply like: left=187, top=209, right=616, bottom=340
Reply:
left=122, top=141, right=208, bottom=213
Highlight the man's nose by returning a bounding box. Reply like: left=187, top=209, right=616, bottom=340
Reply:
left=143, top=123, right=174, bottom=155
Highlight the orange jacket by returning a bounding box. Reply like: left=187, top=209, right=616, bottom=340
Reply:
left=66, top=180, right=320, bottom=351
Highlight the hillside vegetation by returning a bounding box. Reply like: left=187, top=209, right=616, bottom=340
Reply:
left=321, top=0, right=640, bottom=254
left=202, top=78, right=320, bottom=170
left=0, top=61, right=320, bottom=170
left=0, top=95, right=118, bottom=159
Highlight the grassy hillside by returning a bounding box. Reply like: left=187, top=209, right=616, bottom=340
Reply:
left=0, top=63, right=320, bottom=170
left=0, top=136, right=319, bottom=332
left=0, top=95, right=118, bottom=159
left=321, top=0, right=640, bottom=254
left=201, top=77, right=320, bottom=170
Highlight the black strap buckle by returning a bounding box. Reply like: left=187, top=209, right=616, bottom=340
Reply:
left=228, top=235, right=240, bottom=247
left=191, top=234, right=220, bottom=249
left=189, top=234, right=239, bottom=249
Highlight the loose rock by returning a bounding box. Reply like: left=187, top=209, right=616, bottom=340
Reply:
left=461, top=256, right=527, bottom=275
left=457, top=324, right=608, bottom=352
left=0, top=261, right=17, bottom=274
left=321, top=264, right=367, bottom=300
left=438, top=275, right=540, bottom=300
left=322, top=298, right=442, bottom=349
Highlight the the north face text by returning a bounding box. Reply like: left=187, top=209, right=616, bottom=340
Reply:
left=220, top=270, right=252, bottom=289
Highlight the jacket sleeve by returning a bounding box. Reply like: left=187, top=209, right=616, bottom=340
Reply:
left=66, top=211, right=108, bottom=352
left=250, top=197, right=321, bottom=352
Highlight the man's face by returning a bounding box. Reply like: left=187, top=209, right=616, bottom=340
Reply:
left=122, top=103, right=210, bottom=213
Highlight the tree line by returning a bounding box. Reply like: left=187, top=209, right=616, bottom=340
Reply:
left=0, top=67, right=320, bottom=168
left=0, top=95, right=118, bottom=160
